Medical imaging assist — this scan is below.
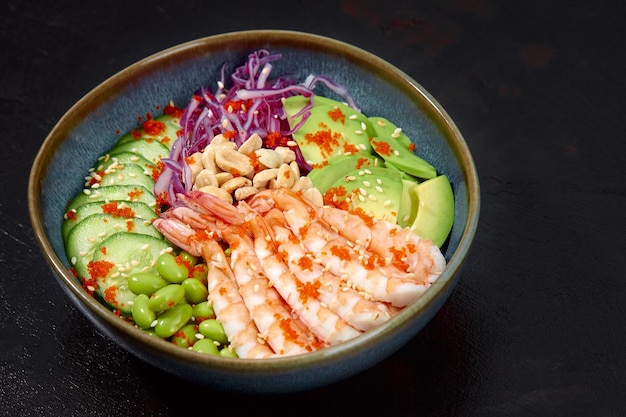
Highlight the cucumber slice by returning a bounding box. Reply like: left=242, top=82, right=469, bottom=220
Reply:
left=91, top=232, right=174, bottom=314
left=65, top=213, right=163, bottom=281
left=65, top=185, right=156, bottom=213
left=85, top=163, right=154, bottom=191
left=109, top=138, right=170, bottom=165
left=92, top=151, right=155, bottom=172
left=62, top=200, right=157, bottom=241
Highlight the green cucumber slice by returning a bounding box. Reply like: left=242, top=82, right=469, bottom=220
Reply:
left=62, top=200, right=157, bottom=241
left=65, top=185, right=156, bottom=213
left=65, top=213, right=162, bottom=281
left=109, top=138, right=170, bottom=165
left=91, top=232, right=174, bottom=314
left=85, top=163, right=154, bottom=191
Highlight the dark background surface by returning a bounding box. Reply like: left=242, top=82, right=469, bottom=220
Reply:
left=2, top=1, right=625, bottom=416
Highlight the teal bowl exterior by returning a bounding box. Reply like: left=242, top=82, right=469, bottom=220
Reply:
left=28, top=30, right=480, bottom=393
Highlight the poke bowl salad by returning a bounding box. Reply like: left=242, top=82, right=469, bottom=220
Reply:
left=29, top=30, right=479, bottom=392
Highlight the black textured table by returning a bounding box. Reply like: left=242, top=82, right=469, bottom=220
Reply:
left=2, top=1, right=625, bottom=416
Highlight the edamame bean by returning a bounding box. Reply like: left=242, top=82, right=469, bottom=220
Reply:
left=219, top=346, right=238, bottom=358
left=198, top=319, right=228, bottom=345
left=156, top=253, right=190, bottom=284
left=154, top=303, right=193, bottom=338
left=193, top=301, right=214, bottom=319
left=179, top=251, right=199, bottom=266
left=131, top=293, right=155, bottom=329
left=171, top=323, right=198, bottom=348
left=189, top=263, right=208, bottom=283
left=148, top=284, right=185, bottom=312
left=192, top=338, right=219, bottom=355
left=128, top=272, right=167, bottom=295
left=182, top=278, right=208, bottom=305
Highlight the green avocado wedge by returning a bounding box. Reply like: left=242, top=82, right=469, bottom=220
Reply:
left=408, top=175, right=455, bottom=247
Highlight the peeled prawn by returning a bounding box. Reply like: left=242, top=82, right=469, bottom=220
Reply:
left=264, top=208, right=395, bottom=331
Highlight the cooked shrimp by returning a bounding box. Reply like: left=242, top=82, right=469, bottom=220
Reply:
left=245, top=211, right=363, bottom=345
left=201, top=239, right=276, bottom=359
left=221, top=224, right=325, bottom=355
left=250, top=188, right=445, bottom=307
left=152, top=216, right=275, bottom=358
left=263, top=208, right=396, bottom=331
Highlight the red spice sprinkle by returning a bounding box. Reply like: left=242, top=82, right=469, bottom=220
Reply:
left=297, top=279, right=321, bottom=303
left=389, top=247, right=410, bottom=272
left=343, top=143, right=359, bottom=155
left=248, top=152, right=261, bottom=173
left=127, top=188, right=144, bottom=200
left=101, top=201, right=135, bottom=218
left=327, top=107, right=346, bottom=124
left=297, top=256, right=313, bottom=270
left=371, top=138, right=392, bottom=156
left=311, top=160, right=330, bottom=169
left=330, top=245, right=351, bottom=261
left=277, top=315, right=300, bottom=345
left=131, top=129, right=143, bottom=139
left=151, top=160, right=165, bottom=182
left=389, top=228, right=398, bottom=236
left=66, top=210, right=77, bottom=221
left=142, top=117, right=166, bottom=136
left=223, top=130, right=237, bottom=139
left=126, top=220, right=135, bottom=232
left=163, top=103, right=184, bottom=119
left=408, top=143, right=416, bottom=151
left=81, top=278, right=99, bottom=295
left=265, top=131, right=290, bottom=148
left=350, top=207, right=375, bottom=227
left=304, top=129, right=342, bottom=158
left=99, top=247, right=107, bottom=255
left=224, top=99, right=253, bottom=112
left=104, top=285, right=118, bottom=303
left=88, top=260, right=115, bottom=279
left=356, top=157, right=369, bottom=169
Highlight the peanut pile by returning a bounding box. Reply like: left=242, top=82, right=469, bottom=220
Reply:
left=186, top=133, right=323, bottom=206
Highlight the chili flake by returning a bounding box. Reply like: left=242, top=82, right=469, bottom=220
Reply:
left=371, top=138, right=393, bottom=156
left=87, top=260, right=115, bottom=279
left=303, top=129, right=342, bottom=158
left=101, top=201, right=136, bottom=218
left=327, top=107, right=346, bottom=124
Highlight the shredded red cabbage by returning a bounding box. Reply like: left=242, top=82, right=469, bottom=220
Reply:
left=155, top=49, right=359, bottom=208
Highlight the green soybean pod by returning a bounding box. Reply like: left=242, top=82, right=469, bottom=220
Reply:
left=193, top=301, right=214, bottom=320
left=219, top=346, right=238, bottom=358
left=189, top=263, right=208, bottom=284
left=171, top=323, right=198, bottom=348
left=156, top=252, right=190, bottom=284
left=154, top=303, right=193, bottom=338
left=128, top=272, right=167, bottom=295
left=192, top=338, right=219, bottom=355
left=179, top=251, right=199, bottom=266
left=198, top=319, right=228, bottom=345
left=132, top=294, right=156, bottom=329
left=148, top=284, right=185, bottom=312
left=182, top=278, right=208, bottom=305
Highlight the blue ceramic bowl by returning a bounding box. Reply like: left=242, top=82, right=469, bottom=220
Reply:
left=28, top=30, right=480, bottom=393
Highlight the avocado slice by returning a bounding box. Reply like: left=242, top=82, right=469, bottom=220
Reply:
left=308, top=154, right=385, bottom=194
left=409, top=175, right=454, bottom=247
left=283, top=95, right=374, bottom=166
left=324, top=166, right=403, bottom=223
left=367, top=116, right=437, bottom=179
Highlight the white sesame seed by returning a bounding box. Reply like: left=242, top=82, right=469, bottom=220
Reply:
left=362, top=181, right=371, bottom=187
left=393, top=150, right=400, bottom=156
left=354, top=130, right=363, bottom=135
left=383, top=200, right=392, bottom=207
left=375, top=185, right=384, bottom=193
left=368, top=194, right=377, bottom=201
left=349, top=114, right=358, bottom=120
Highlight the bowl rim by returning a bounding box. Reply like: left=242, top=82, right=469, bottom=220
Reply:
left=27, top=29, right=480, bottom=376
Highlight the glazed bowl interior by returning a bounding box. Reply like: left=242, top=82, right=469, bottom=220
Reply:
left=28, top=30, right=479, bottom=393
